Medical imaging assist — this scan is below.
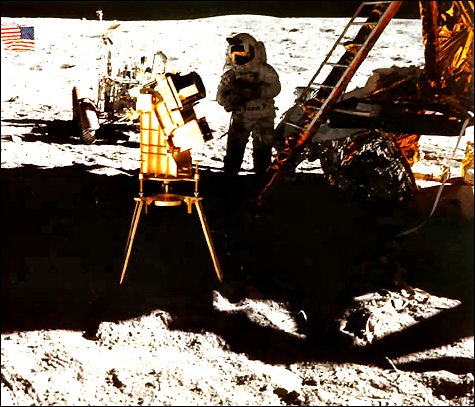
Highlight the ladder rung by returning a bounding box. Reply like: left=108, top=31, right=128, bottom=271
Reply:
left=351, top=21, right=378, bottom=26
left=325, top=62, right=350, bottom=68
left=311, top=84, right=337, bottom=89
left=304, top=104, right=323, bottom=111
left=361, top=1, right=393, bottom=5
left=285, top=122, right=305, bottom=131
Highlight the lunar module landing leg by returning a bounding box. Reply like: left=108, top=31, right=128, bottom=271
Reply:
left=119, top=71, right=222, bottom=285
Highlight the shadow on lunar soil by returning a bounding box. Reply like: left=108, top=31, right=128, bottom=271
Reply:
left=1, top=164, right=473, bottom=372
left=1, top=118, right=139, bottom=147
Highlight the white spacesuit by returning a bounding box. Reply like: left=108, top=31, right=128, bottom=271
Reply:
left=216, top=33, right=281, bottom=178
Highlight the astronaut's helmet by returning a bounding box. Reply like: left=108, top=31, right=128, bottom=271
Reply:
left=226, top=33, right=266, bottom=71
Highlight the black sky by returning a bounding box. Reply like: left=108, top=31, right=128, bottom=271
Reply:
left=1, top=1, right=421, bottom=20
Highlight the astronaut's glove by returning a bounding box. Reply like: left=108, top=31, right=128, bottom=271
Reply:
left=241, top=87, right=262, bottom=101
left=222, top=79, right=263, bottom=111
left=234, top=79, right=262, bottom=101
left=223, top=90, right=246, bottom=112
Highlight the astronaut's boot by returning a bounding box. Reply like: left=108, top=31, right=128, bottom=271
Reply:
left=252, top=145, right=272, bottom=180
left=223, top=139, right=246, bottom=179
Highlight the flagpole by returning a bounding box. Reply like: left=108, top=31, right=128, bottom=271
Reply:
left=32, top=31, right=36, bottom=72
left=32, top=25, right=36, bottom=72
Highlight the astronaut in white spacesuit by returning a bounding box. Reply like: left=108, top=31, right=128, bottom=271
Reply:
left=216, top=33, right=281, bottom=179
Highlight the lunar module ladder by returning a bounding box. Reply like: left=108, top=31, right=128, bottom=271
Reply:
left=257, top=1, right=403, bottom=205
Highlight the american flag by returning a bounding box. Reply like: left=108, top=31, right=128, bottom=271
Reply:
left=1, top=26, right=35, bottom=51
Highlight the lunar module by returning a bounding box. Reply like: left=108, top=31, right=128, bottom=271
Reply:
left=257, top=0, right=474, bottom=206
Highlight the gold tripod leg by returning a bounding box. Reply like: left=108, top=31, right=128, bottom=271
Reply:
left=194, top=199, right=223, bottom=282
left=125, top=199, right=142, bottom=251
left=120, top=199, right=144, bottom=285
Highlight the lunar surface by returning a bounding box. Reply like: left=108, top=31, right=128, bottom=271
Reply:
left=1, top=13, right=474, bottom=406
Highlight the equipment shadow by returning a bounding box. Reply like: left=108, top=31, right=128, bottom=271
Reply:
left=1, top=164, right=222, bottom=334
left=1, top=165, right=473, bottom=373
left=1, top=118, right=139, bottom=147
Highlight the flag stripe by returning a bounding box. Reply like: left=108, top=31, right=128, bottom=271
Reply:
left=1, top=26, right=35, bottom=51
left=4, top=41, right=35, bottom=51
left=1, top=27, right=21, bottom=42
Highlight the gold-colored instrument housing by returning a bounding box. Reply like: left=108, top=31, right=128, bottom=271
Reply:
left=119, top=70, right=222, bottom=285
